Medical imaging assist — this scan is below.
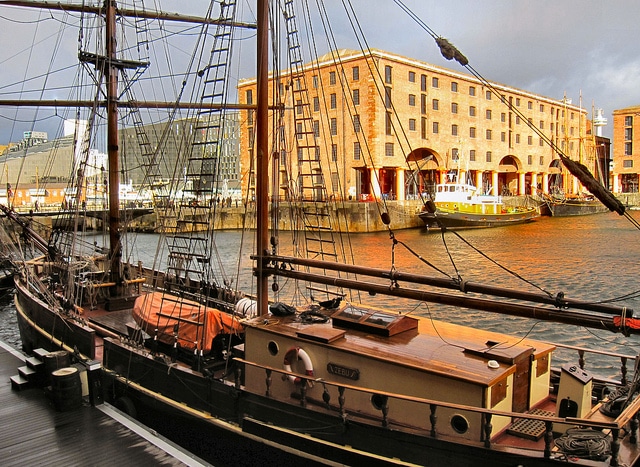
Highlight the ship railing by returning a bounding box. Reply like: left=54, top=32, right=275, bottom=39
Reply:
left=234, top=357, right=640, bottom=464
left=551, top=342, right=638, bottom=387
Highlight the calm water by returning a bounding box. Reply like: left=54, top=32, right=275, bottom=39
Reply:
left=2, top=211, right=640, bottom=376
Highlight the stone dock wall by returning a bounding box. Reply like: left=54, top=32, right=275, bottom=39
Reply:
left=3, top=193, right=639, bottom=237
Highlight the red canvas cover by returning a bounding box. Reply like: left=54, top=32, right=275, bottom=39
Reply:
left=133, top=291, right=244, bottom=352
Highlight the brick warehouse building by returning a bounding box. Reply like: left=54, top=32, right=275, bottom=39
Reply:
left=612, top=105, right=640, bottom=193
left=238, top=48, right=604, bottom=202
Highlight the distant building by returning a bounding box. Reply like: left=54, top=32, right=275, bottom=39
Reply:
left=0, top=114, right=241, bottom=208
left=612, top=105, right=640, bottom=192
left=1, top=134, right=75, bottom=186
left=238, top=49, right=600, bottom=201
left=119, top=114, right=241, bottom=190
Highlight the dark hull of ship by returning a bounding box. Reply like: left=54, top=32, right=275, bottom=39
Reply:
left=419, top=209, right=539, bottom=230
left=14, top=279, right=576, bottom=467
left=539, top=200, right=609, bottom=217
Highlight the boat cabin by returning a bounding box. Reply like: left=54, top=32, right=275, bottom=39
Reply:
left=242, top=304, right=554, bottom=442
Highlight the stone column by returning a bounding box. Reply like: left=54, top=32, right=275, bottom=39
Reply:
left=491, top=171, right=499, bottom=196
left=371, top=168, right=381, bottom=198
left=612, top=174, right=620, bottom=193
left=518, top=171, right=526, bottom=196
left=542, top=173, right=549, bottom=194
left=459, top=169, right=466, bottom=184
left=531, top=173, right=538, bottom=195
left=475, top=171, right=483, bottom=192
left=397, top=169, right=405, bottom=201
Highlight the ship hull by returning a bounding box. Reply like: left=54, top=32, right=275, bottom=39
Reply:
left=539, top=199, right=609, bottom=217
left=14, top=277, right=576, bottom=467
left=419, top=208, right=539, bottom=230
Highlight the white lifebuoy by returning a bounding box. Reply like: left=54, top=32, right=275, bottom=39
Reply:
left=283, top=346, right=314, bottom=385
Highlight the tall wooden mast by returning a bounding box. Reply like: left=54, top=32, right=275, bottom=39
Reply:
left=105, top=0, right=122, bottom=285
left=256, top=0, right=269, bottom=316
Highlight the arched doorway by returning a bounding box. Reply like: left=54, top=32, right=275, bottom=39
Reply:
left=548, top=159, right=563, bottom=195
left=406, top=148, right=440, bottom=199
left=498, top=155, right=521, bottom=195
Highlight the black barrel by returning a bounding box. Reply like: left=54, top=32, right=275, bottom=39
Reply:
left=51, top=367, right=82, bottom=411
left=44, top=350, right=70, bottom=377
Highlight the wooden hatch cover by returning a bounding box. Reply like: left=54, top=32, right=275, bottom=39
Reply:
left=331, top=305, right=418, bottom=337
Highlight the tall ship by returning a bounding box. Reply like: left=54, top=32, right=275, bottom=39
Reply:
left=1, top=2, right=640, bottom=466
left=536, top=100, right=610, bottom=217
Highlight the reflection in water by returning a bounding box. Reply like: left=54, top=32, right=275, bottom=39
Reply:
left=2, top=212, right=639, bottom=375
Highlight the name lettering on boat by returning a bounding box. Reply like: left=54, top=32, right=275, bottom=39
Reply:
left=327, top=362, right=360, bottom=381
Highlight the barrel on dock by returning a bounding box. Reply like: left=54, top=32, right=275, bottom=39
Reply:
left=44, top=350, right=70, bottom=376
left=51, top=367, right=82, bottom=411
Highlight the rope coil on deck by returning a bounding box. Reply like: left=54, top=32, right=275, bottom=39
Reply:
left=554, top=428, right=611, bottom=461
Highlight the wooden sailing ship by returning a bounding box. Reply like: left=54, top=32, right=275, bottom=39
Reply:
left=1, top=2, right=640, bottom=466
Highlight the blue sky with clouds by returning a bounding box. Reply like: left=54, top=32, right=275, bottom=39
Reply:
left=0, top=0, right=638, bottom=143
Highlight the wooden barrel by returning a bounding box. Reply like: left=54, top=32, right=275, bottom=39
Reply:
left=44, top=350, right=70, bottom=376
left=51, top=367, right=82, bottom=411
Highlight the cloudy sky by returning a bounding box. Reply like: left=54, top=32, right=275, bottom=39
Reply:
left=0, top=0, right=639, bottom=144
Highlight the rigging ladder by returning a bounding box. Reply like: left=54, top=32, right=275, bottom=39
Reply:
left=280, top=0, right=345, bottom=302
left=164, top=1, right=237, bottom=305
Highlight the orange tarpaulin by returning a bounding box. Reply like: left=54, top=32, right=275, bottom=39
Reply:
left=133, top=291, right=244, bottom=353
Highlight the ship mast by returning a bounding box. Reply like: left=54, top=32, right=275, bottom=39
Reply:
left=256, top=0, right=269, bottom=316
left=105, top=0, right=121, bottom=286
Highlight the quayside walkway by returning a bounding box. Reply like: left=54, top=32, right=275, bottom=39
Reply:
left=0, top=340, right=209, bottom=466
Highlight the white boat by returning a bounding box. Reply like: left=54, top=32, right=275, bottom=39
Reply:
left=420, top=180, right=540, bottom=229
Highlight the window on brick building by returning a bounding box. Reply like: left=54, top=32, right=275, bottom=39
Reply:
left=385, top=143, right=394, bottom=157
left=353, top=115, right=361, bottom=133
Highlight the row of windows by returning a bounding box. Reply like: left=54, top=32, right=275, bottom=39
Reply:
left=283, top=137, right=548, bottom=168
left=303, top=87, right=572, bottom=138
left=382, top=65, right=559, bottom=114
